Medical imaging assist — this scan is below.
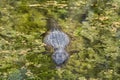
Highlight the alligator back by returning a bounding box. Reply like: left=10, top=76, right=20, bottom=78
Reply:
left=44, top=17, right=70, bottom=49
left=44, top=30, right=69, bottom=49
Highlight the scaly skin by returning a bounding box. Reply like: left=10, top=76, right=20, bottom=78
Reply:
left=44, top=17, right=70, bottom=66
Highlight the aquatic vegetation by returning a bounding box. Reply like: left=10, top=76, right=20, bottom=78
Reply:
left=0, top=0, right=120, bottom=80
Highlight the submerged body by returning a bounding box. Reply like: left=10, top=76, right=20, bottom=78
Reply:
left=44, top=17, right=70, bottom=66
